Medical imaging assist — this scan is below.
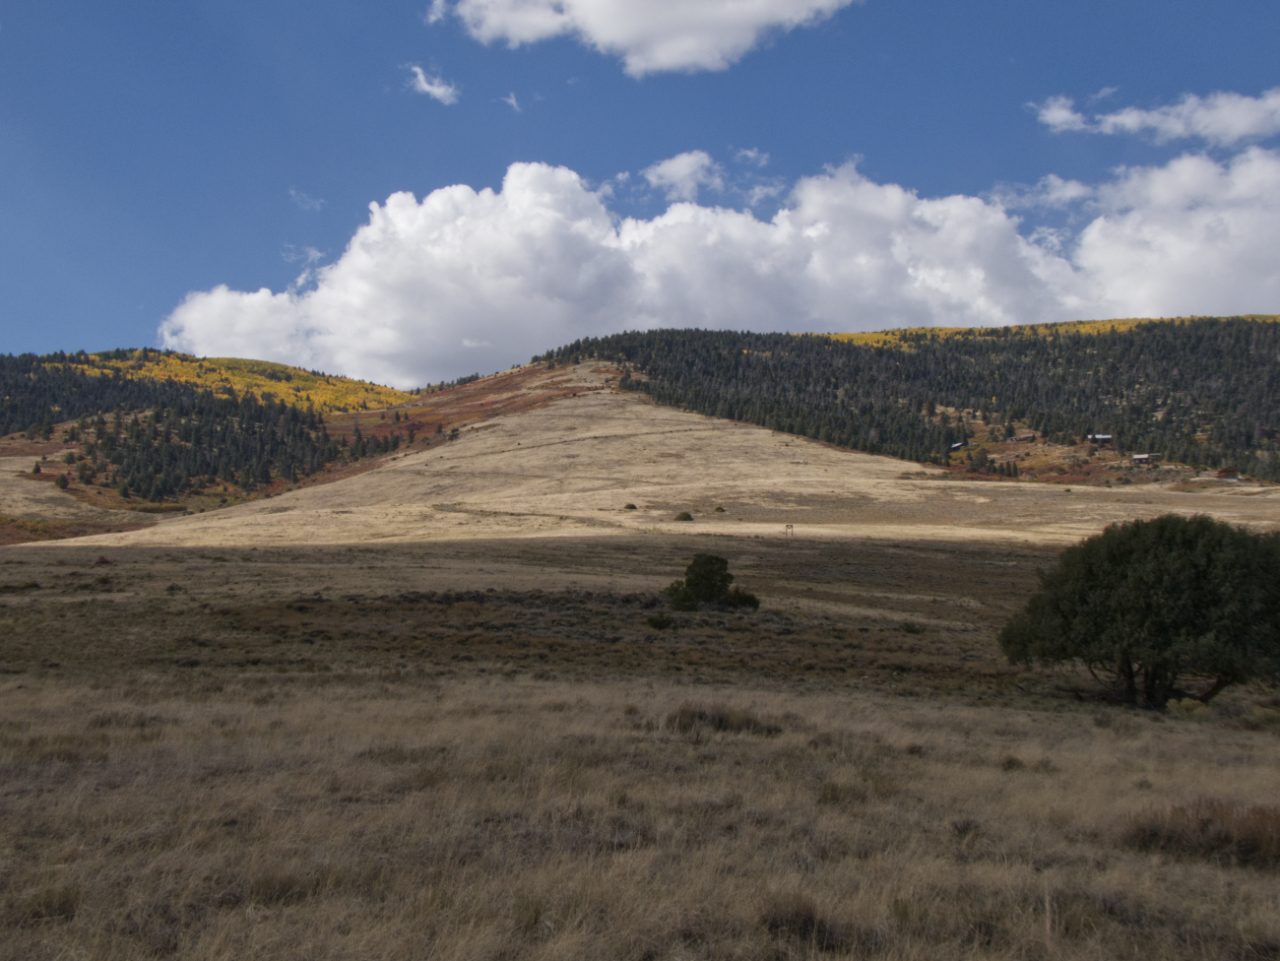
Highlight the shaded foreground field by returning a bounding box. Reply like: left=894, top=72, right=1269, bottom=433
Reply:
left=2, top=537, right=1279, bottom=960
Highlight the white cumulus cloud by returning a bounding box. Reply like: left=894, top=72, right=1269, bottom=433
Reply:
left=1036, top=88, right=1280, bottom=147
left=407, top=65, right=460, bottom=105
left=642, top=150, right=724, bottom=202
left=431, top=0, right=859, bottom=76
left=1074, top=147, right=1280, bottom=316
left=160, top=147, right=1280, bottom=388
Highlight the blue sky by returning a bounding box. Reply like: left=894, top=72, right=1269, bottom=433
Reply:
left=2, top=0, right=1278, bottom=385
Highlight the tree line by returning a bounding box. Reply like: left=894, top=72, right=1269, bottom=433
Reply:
left=538, top=319, right=1280, bottom=477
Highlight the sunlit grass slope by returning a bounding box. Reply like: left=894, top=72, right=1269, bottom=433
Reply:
left=70, top=349, right=411, bottom=413
left=830, top=314, right=1280, bottom=347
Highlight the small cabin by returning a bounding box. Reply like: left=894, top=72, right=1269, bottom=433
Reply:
left=1132, top=454, right=1151, bottom=465
left=1087, top=433, right=1112, bottom=444
left=1011, top=432, right=1036, bottom=443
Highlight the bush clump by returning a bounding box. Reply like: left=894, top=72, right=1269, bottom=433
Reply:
left=662, top=554, right=759, bottom=612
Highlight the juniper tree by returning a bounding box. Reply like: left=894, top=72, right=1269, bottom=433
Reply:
left=1000, top=514, right=1280, bottom=708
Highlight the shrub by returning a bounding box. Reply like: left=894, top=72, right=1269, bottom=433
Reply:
left=646, top=613, right=675, bottom=630
left=623, top=503, right=637, bottom=510
left=664, top=584, right=699, bottom=611
left=54, top=474, right=68, bottom=490
left=674, top=511, right=693, bottom=521
left=721, top=586, right=760, bottom=610
left=999, top=515, right=1280, bottom=708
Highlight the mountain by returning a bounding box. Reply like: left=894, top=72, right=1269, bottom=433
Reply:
left=544, top=316, right=1280, bottom=480
left=0, top=356, right=595, bottom=537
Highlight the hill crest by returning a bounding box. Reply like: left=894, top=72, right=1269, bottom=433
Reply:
left=828, top=314, right=1280, bottom=347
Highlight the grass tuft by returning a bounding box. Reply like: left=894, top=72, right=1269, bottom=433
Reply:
left=20, top=885, right=81, bottom=925
left=760, top=892, right=859, bottom=952
left=666, top=702, right=782, bottom=737
left=1123, top=798, right=1280, bottom=868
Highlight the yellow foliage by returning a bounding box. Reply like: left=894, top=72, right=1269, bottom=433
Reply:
left=827, top=315, right=1280, bottom=348
left=66, top=351, right=411, bottom=414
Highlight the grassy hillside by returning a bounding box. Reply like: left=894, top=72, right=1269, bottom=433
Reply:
left=546, top=316, right=1280, bottom=480
left=0, top=357, right=602, bottom=529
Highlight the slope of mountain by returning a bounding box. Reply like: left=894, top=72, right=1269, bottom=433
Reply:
left=0, top=361, right=622, bottom=540
left=44, top=363, right=1280, bottom=551
left=553, top=316, right=1280, bottom=478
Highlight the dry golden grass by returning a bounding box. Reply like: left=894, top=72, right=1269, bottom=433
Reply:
left=3, top=539, right=1279, bottom=959
left=1123, top=798, right=1280, bottom=869
left=2, top=675, right=1279, bottom=960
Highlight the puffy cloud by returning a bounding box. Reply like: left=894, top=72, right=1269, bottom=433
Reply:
left=1074, top=147, right=1280, bottom=316
left=432, top=0, right=859, bottom=76
left=1036, top=88, right=1280, bottom=146
left=642, top=150, right=723, bottom=202
left=407, top=66, right=460, bottom=105
left=162, top=164, right=636, bottom=388
left=160, top=148, right=1280, bottom=388
left=1034, top=95, right=1089, bottom=133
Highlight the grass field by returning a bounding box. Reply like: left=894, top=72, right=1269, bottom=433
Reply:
left=2, top=538, right=1278, bottom=960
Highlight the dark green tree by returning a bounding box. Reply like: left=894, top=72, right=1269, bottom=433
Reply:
left=1000, top=515, right=1280, bottom=708
left=663, top=554, right=759, bottom=611
left=684, top=553, right=734, bottom=603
